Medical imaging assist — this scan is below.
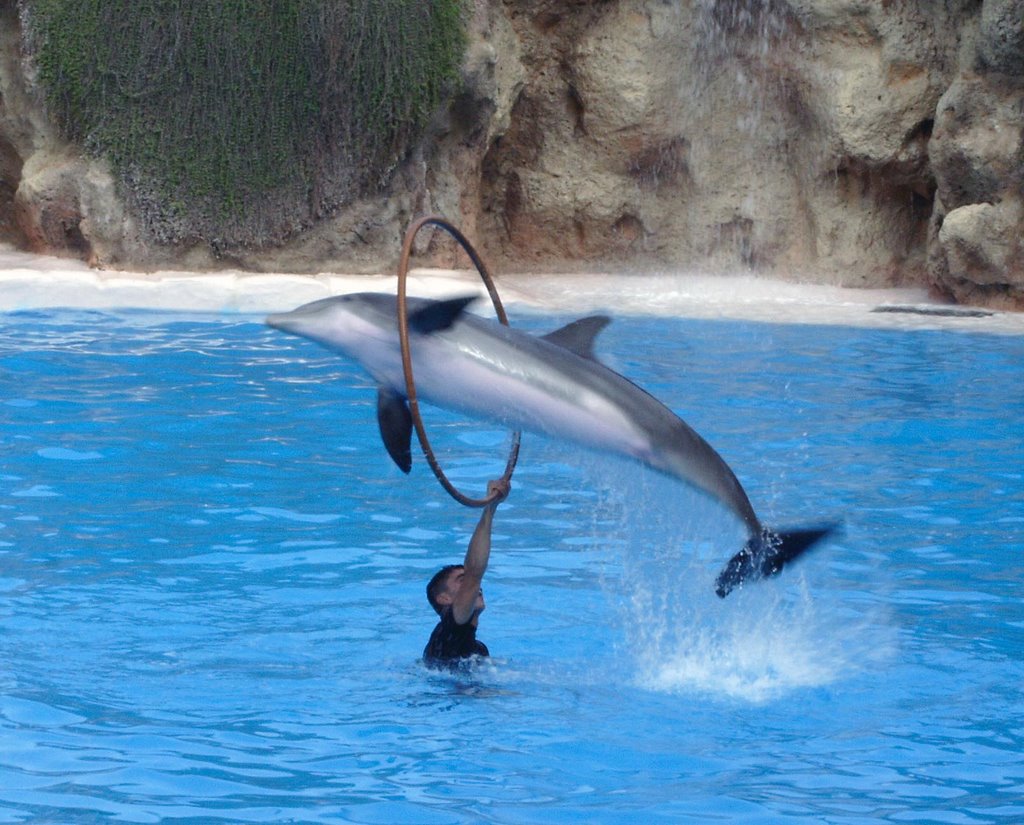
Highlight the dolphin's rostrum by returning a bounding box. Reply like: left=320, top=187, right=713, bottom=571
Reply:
left=267, top=292, right=836, bottom=596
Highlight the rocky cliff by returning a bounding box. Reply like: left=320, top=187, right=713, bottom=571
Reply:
left=1, top=0, right=1021, bottom=307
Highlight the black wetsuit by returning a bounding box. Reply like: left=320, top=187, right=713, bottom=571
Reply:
left=423, top=607, right=489, bottom=668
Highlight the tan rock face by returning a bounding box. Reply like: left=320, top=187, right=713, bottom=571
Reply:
left=927, top=0, right=1024, bottom=307
left=13, top=153, right=88, bottom=257
left=473, top=0, right=961, bottom=288
left=1, top=0, right=1022, bottom=307
left=940, top=201, right=1023, bottom=288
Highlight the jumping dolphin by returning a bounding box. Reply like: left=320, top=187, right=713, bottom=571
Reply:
left=267, top=292, right=836, bottom=596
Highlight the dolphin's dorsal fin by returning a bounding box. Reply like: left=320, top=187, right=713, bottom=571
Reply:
left=377, top=387, right=413, bottom=473
left=408, top=295, right=478, bottom=334
left=541, top=315, right=612, bottom=360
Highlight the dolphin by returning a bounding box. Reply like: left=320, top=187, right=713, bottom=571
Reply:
left=267, top=292, right=836, bottom=596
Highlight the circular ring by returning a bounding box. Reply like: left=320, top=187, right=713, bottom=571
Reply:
left=396, top=216, right=521, bottom=507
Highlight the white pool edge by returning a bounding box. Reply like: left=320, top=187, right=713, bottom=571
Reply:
left=2, top=247, right=1022, bottom=335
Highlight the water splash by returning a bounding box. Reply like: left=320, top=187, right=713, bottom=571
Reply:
left=629, top=584, right=891, bottom=703
left=580, top=458, right=894, bottom=703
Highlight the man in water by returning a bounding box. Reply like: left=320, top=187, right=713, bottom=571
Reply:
left=423, top=478, right=510, bottom=668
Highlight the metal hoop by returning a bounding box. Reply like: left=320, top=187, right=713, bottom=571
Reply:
left=396, top=216, right=521, bottom=507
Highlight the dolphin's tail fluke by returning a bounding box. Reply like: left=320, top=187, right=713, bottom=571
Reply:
left=714, top=523, right=839, bottom=598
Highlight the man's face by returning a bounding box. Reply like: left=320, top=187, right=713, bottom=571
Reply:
left=444, top=568, right=485, bottom=615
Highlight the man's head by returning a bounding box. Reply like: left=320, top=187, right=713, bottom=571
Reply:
left=426, top=564, right=461, bottom=615
left=426, top=564, right=485, bottom=618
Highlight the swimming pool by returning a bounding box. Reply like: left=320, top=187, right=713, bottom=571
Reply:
left=1, top=305, right=1022, bottom=823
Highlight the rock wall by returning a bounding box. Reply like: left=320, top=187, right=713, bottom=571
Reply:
left=1, top=0, right=1021, bottom=307
left=928, top=0, right=1024, bottom=308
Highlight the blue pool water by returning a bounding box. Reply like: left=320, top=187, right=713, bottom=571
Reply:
left=1, top=307, right=1022, bottom=824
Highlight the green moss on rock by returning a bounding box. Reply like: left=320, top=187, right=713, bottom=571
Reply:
left=20, top=0, right=466, bottom=248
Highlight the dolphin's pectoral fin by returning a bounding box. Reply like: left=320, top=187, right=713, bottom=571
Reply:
left=408, top=295, right=478, bottom=335
left=541, top=315, right=612, bottom=361
left=714, top=523, right=840, bottom=597
left=377, top=387, right=413, bottom=473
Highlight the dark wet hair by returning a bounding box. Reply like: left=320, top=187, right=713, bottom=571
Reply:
left=426, top=564, right=462, bottom=615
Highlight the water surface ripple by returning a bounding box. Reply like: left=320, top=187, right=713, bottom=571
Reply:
left=1, top=309, right=1022, bottom=824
